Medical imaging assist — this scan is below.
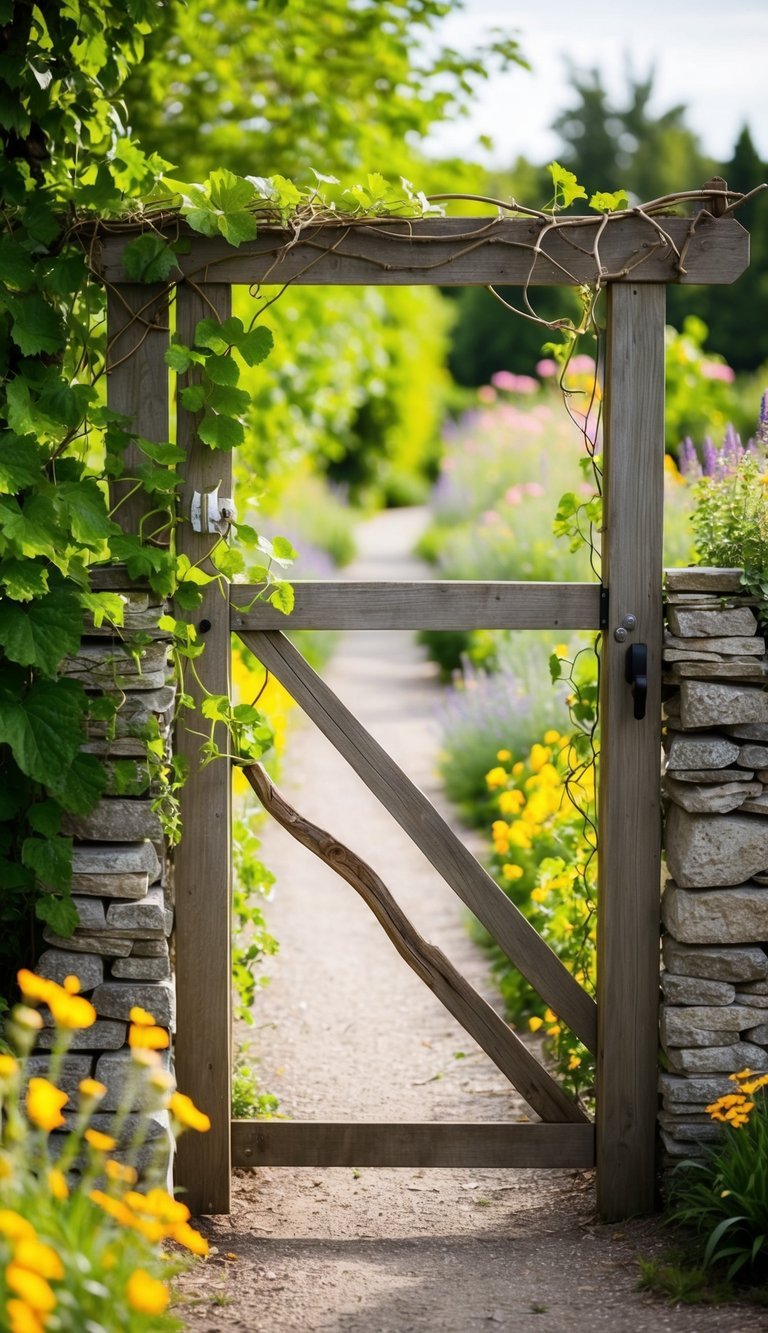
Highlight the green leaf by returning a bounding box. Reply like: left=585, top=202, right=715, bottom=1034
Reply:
left=208, top=384, right=250, bottom=417
left=57, top=478, right=115, bottom=547
left=80, top=591, right=126, bottom=628
left=0, top=436, right=44, bottom=494
left=0, top=494, right=63, bottom=562
left=0, top=237, right=34, bottom=289
left=136, top=439, right=185, bottom=466
left=122, top=233, right=180, bottom=283
left=27, top=800, right=62, bottom=837
left=211, top=544, right=245, bottom=579
left=0, top=558, right=49, bottom=602
left=548, top=162, right=588, bottom=210
left=589, top=190, right=629, bottom=213
left=180, top=383, right=206, bottom=412
left=197, top=411, right=245, bottom=450
left=0, top=677, right=87, bottom=785
left=237, top=325, right=273, bottom=366
left=8, top=295, right=65, bottom=355
left=204, top=354, right=239, bottom=386
left=272, top=535, right=297, bottom=563
left=22, top=834, right=72, bottom=892
left=0, top=585, right=82, bottom=675
left=165, top=343, right=196, bottom=373
left=269, top=581, right=295, bottom=615
left=49, top=751, right=107, bottom=815
left=35, top=893, right=79, bottom=938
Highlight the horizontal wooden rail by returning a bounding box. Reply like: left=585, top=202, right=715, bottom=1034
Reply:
left=244, top=762, right=586, bottom=1124
left=97, top=214, right=749, bottom=288
left=232, top=1121, right=596, bottom=1169
left=236, top=630, right=598, bottom=1052
left=231, top=581, right=602, bottom=631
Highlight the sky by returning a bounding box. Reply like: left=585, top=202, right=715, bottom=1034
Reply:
left=423, top=0, right=767, bottom=167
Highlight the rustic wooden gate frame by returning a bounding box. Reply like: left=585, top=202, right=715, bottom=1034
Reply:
left=100, top=207, right=749, bottom=1221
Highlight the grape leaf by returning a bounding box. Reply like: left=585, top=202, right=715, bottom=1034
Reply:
left=0, top=677, right=87, bottom=785
left=197, top=411, right=245, bottom=450
left=48, top=750, right=106, bottom=814
left=57, top=478, right=116, bottom=547
left=204, top=353, right=239, bottom=386
left=548, top=162, right=588, bottom=210
left=27, top=799, right=63, bottom=837
left=22, top=834, right=72, bottom=891
left=0, top=585, right=82, bottom=675
left=590, top=190, right=629, bottom=213
left=269, top=581, right=295, bottom=614
left=180, top=383, right=206, bottom=412
left=8, top=294, right=65, bottom=354
left=122, top=233, right=180, bottom=283
left=165, top=343, right=195, bottom=373
left=35, top=892, right=79, bottom=937
left=0, top=436, right=45, bottom=494
left=238, top=325, right=273, bottom=366
left=0, top=558, right=50, bottom=601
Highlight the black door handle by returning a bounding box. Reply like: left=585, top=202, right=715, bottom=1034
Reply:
left=625, top=643, right=648, bottom=720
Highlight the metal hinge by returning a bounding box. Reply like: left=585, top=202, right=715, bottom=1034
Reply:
left=190, top=482, right=237, bottom=536
left=599, top=584, right=610, bottom=630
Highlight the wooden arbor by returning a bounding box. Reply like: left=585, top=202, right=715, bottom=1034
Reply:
left=99, top=205, right=749, bottom=1220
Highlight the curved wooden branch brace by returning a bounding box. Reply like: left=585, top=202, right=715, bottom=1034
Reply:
left=243, top=762, right=588, bottom=1127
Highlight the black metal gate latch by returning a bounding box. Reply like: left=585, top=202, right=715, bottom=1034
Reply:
left=625, top=642, right=648, bottom=720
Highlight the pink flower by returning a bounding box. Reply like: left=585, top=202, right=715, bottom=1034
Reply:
left=481, top=509, right=500, bottom=525
left=523, top=481, right=545, bottom=497
left=490, top=370, right=517, bottom=391
left=569, top=354, right=596, bottom=374
left=700, top=362, right=735, bottom=383
left=536, top=358, right=558, bottom=378
left=477, top=385, right=497, bottom=403
left=504, top=486, right=522, bottom=505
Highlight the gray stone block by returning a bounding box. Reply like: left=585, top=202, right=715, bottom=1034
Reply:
left=667, top=1042, right=768, bottom=1074
left=63, top=801, right=162, bottom=843
left=73, top=841, right=160, bottom=882
left=130, top=939, right=169, bottom=958
left=725, top=724, right=768, bottom=742
left=659, top=1072, right=733, bottom=1106
left=665, top=806, right=768, bottom=887
left=665, top=568, right=744, bottom=593
left=86, top=686, right=175, bottom=740
left=661, top=972, right=735, bottom=1005
left=681, top=681, right=768, bottom=729
left=661, top=1003, right=768, bottom=1046
left=667, top=768, right=755, bottom=784
left=42, top=929, right=133, bottom=957
left=26, top=1054, right=92, bottom=1104
left=663, top=882, right=768, bottom=944
left=111, top=955, right=171, bottom=981
left=739, top=745, right=768, bottom=769
left=106, top=885, right=165, bottom=932
left=745, top=1023, right=768, bottom=1043
left=36, top=949, right=103, bottom=992
left=663, top=936, right=768, bottom=981
left=37, top=1020, right=126, bottom=1051
left=667, top=606, right=758, bottom=638
left=657, top=1115, right=723, bottom=1143
left=92, top=979, right=175, bottom=1029
left=59, top=641, right=169, bottom=690
left=666, top=734, right=740, bottom=770
left=94, top=1048, right=173, bottom=1112
left=664, top=778, right=761, bottom=813
left=664, top=634, right=765, bottom=657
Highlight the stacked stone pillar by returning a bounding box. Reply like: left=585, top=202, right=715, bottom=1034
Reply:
left=38, top=571, right=176, bottom=1169
left=660, top=567, right=768, bottom=1156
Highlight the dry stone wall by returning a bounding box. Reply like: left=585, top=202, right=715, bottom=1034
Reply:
left=42, top=571, right=176, bottom=1171
left=660, top=567, right=768, bottom=1156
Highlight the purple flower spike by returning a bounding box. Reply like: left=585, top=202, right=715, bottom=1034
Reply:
left=702, top=436, right=718, bottom=477
left=677, top=436, right=701, bottom=480
left=757, top=390, right=768, bottom=445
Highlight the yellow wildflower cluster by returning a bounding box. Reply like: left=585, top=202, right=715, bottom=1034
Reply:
left=707, top=1068, right=768, bottom=1128
left=0, top=971, right=213, bottom=1331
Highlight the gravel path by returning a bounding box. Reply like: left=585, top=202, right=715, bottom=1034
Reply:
left=176, top=509, right=753, bottom=1333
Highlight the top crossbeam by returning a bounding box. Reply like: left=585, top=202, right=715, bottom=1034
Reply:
left=95, top=213, right=748, bottom=288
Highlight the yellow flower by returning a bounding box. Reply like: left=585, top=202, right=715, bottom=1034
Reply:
left=0, top=1055, right=19, bottom=1082
left=13, top=1239, right=64, bottom=1281
left=528, top=1016, right=544, bottom=1032
left=529, top=744, right=551, bottom=773
left=502, top=863, right=523, bottom=882
left=126, top=1269, right=169, bottom=1316
left=531, top=886, right=548, bottom=903
left=730, top=1068, right=755, bottom=1082
left=129, top=1006, right=156, bottom=1027
left=498, top=790, right=524, bottom=816
left=126, top=1188, right=190, bottom=1226
left=90, top=1189, right=135, bottom=1228
left=85, top=1129, right=117, bottom=1153
left=485, top=766, right=507, bottom=791
left=16, top=970, right=58, bottom=1007
left=129, top=1022, right=169, bottom=1052
left=544, top=1009, right=557, bottom=1024
left=554, top=644, right=569, bottom=658
left=78, top=1078, right=107, bottom=1103
left=173, top=1220, right=210, bottom=1256
left=6, top=1299, right=46, bottom=1333
left=47, top=1168, right=68, bottom=1201
left=5, top=1265, right=56, bottom=1315
left=168, top=1092, right=211, bottom=1133
left=496, top=749, right=511, bottom=763
left=543, top=730, right=561, bottom=745
left=26, top=1078, right=67, bottom=1133
left=512, top=761, right=524, bottom=777
left=0, top=1212, right=35, bottom=1243
left=568, top=1054, right=582, bottom=1070
left=508, top=822, right=532, bottom=850
left=48, top=991, right=96, bottom=1031
left=105, top=1159, right=138, bottom=1186
left=62, top=976, right=80, bottom=994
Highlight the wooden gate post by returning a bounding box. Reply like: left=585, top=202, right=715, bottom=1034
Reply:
left=173, top=282, right=233, bottom=1214
left=597, top=283, right=665, bottom=1220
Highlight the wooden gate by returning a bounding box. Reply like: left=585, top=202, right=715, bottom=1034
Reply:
left=99, top=200, right=749, bottom=1220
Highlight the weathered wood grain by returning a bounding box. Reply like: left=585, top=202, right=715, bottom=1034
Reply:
left=97, top=214, right=749, bottom=287
left=236, top=628, right=597, bottom=1053
left=597, top=283, right=665, bottom=1221
left=231, top=581, right=602, bottom=631
left=244, top=763, right=587, bottom=1124
left=173, top=282, right=233, bottom=1216
left=106, top=285, right=169, bottom=535
left=231, top=1120, right=596, bottom=1169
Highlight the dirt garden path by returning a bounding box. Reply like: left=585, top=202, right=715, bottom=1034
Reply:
left=176, top=509, right=751, bottom=1333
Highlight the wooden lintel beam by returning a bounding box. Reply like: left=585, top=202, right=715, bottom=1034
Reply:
left=231, top=581, right=602, bottom=632
left=96, top=214, right=749, bottom=288
left=231, top=1120, right=595, bottom=1169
